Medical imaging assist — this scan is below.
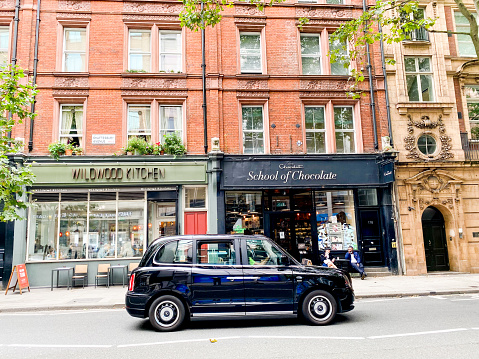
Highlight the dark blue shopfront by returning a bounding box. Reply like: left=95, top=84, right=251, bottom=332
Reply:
left=218, top=154, right=398, bottom=274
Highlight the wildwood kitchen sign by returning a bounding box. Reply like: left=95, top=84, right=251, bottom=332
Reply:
left=31, top=162, right=208, bottom=186
left=222, top=157, right=386, bottom=188
left=72, top=166, right=165, bottom=181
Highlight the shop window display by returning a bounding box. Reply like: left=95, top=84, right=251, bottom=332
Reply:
left=225, top=192, right=263, bottom=235
left=27, top=191, right=148, bottom=261
left=315, top=190, right=357, bottom=250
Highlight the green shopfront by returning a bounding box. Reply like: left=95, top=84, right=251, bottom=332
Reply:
left=22, top=157, right=208, bottom=287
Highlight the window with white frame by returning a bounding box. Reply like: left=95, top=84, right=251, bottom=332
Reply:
left=405, top=57, right=434, bottom=102
left=159, top=31, right=182, bottom=72
left=329, top=35, right=349, bottom=75
left=60, top=105, right=83, bottom=147
left=129, top=30, right=151, bottom=72
left=242, top=106, right=264, bottom=154
left=185, top=186, right=207, bottom=209
left=455, top=12, right=476, bottom=57
left=301, top=34, right=321, bottom=75
left=465, top=86, right=479, bottom=140
left=0, top=26, right=9, bottom=65
left=240, top=32, right=262, bottom=73
left=127, top=105, right=151, bottom=142
left=334, top=106, right=355, bottom=153
left=305, top=106, right=326, bottom=153
left=159, top=105, right=183, bottom=142
left=63, top=28, right=86, bottom=72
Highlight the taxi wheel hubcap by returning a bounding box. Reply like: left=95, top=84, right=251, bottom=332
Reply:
left=155, top=301, right=179, bottom=327
left=309, top=296, right=332, bottom=320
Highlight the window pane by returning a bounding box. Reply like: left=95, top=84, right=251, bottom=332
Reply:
left=302, top=57, right=321, bottom=75
left=28, top=203, right=59, bottom=261
left=58, top=202, right=87, bottom=260
left=128, top=105, right=151, bottom=134
left=64, top=53, right=85, bottom=72
left=404, top=58, right=416, bottom=72
left=406, top=75, right=420, bottom=101
left=160, top=32, right=181, bottom=72
left=130, top=31, right=150, bottom=52
left=197, top=241, right=236, bottom=265
left=358, top=189, right=378, bottom=206
left=301, top=36, right=320, bottom=55
left=0, top=27, right=9, bottom=65
left=65, top=29, right=86, bottom=51
left=334, top=107, right=354, bottom=130
left=185, top=187, right=206, bottom=209
left=417, top=135, right=436, bottom=155
left=225, top=192, right=263, bottom=235
left=240, top=33, right=261, bottom=72
left=155, top=240, right=192, bottom=263
left=329, top=36, right=349, bottom=75
left=244, top=132, right=264, bottom=154
left=89, top=202, right=116, bottom=258
left=455, top=12, right=477, bottom=57
left=326, top=0, right=344, bottom=3
left=246, top=238, right=283, bottom=265
left=129, top=54, right=151, bottom=72
left=305, top=107, right=325, bottom=130
left=335, top=131, right=355, bottom=153
left=160, top=106, right=182, bottom=139
left=306, top=132, right=325, bottom=153
left=117, top=201, right=145, bottom=258
left=242, top=107, right=263, bottom=130
left=420, top=75, right=434, bottom=101
left=418, top=57, right=431, bottom=72
left=60, top=105, right=83, bottom=147
left=160, top=54, right=181, bottom=72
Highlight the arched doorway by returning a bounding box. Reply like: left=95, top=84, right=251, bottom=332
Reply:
left=421, top=206, right=449, bottom=271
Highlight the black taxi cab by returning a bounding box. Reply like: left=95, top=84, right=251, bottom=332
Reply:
left=126, top=235, right=354, bottom=331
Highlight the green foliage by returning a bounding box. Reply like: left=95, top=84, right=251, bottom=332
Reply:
left=125, top=69, right=147, bottom=73
left=329, top=0, right=436, bottom=97
left=124, top=136, right=149, bottom=155
left=0, top=65, right=37, bottom=222
left=471, top=126, right=479, bottom=140
left=180, top=0, right=285, bottom=31
left=48, top=141, right=66, bottom=160
left=162, top=132, right=186, bottom=156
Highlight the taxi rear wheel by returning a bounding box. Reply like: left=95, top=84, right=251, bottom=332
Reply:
left=301, top=290, right=337, bottom=326
left=149, top=295, right=185, bottom=332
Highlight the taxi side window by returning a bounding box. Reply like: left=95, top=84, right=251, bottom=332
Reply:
left=155, top=240, right=193, bottom=263
left=196, top=241, right=236, bottom=265
left=246, top=238, right=283, bottom=265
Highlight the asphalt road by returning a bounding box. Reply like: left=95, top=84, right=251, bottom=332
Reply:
left=1, top=294, right=478, bottom=359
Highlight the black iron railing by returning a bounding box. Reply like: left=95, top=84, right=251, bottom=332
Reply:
left=461, top=132, right=479, bottom=161
left=405, top=28, right=429, bottom=42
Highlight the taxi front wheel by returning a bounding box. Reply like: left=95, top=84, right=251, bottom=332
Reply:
left=149, top=295, right=185, bottom=332
left=301, top=290, right=337, bottom=326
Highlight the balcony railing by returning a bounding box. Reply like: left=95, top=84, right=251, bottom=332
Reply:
left=461, top=132, right=479, bottom=161
left=405, top=28, right=429, bottom=42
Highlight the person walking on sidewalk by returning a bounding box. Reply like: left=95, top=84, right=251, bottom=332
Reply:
left=345, top=246, right=367, bottom=280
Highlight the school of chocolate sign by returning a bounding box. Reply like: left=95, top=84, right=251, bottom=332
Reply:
left=221, top=156, right=387, bottom=189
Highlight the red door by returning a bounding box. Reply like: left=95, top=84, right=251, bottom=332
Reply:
left=184, top=212, right=207, bottom=234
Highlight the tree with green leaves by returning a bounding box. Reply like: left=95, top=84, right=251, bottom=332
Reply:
left=0, top=65, right=37, bottom=222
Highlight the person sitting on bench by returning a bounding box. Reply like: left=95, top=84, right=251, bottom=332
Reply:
left=345, top=246, right=367, bottom=280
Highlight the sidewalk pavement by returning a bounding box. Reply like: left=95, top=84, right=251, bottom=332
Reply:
left=1, top=273, right=479, bottom=313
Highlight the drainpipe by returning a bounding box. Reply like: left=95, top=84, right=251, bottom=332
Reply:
left=362, top=0, right=378, bottom=151
left=7, top=0, right=20, bottom=139
left=28, top=0, right=41, bottom=152
left=201, top=2, right=208, bottom=154
left=379, top=24, right=393, bottom=147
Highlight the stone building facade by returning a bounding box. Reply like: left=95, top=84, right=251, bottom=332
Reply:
left=386, top=0, right=479, bottom=275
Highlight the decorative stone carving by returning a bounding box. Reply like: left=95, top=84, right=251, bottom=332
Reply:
left=301, top=80, right=349, bottom=90
left=236, top=91, right=269, bottom=98
left=57, top=12, right=92, bottom=20
left=52, top=89, right=89, bottom=97
left=404, top=114, right=453, bottom=161
left=54, top=77, right=89, bottom=88
left=238, top=80, right=268, bottom=90
left=0, top=0, right=14, bottom=9
left=299, top=91, right=348, bottom=98
left=234, top=17, right=267, bottom=24
left=58, top=1, right=91, bottom=11
left=122, top=15, right=179, bottom=22
left=235, top=5, right=264, bottom=16
left=405, top=169, right=463, bottom=211
left=295, top=7, right=352, bottom=19
left=122, top=78, right=187, bottom=89
left=121, top=90, right=188, bottom=97
left=123, top=2, right=182, bottom=14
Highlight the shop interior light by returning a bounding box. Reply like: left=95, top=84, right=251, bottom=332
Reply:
left=148, top=223, right=152, bottom=228
left=59, top=232, right=63, bottom=237
left=317, top=203, right=326, bottom=207
left=65, top=231, right=70, bottom=236
left=334, top=202, right=344, bottom=205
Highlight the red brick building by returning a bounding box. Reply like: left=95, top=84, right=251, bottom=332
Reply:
left=1, top=0, right=399, bottom=288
